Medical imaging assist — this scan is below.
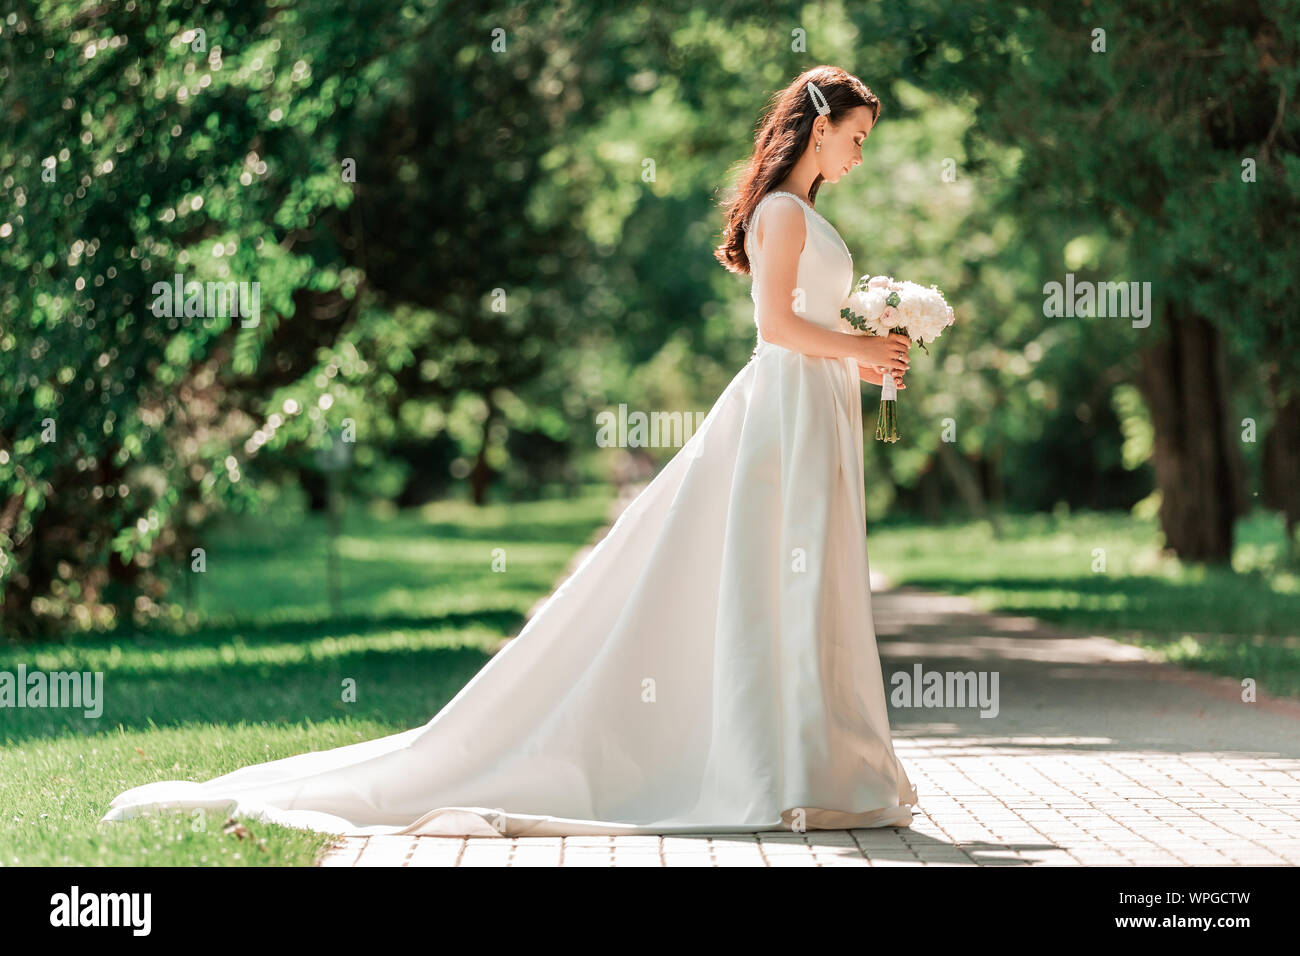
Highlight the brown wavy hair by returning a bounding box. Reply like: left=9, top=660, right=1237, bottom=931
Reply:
left=714, top=66, right=881, bottom=276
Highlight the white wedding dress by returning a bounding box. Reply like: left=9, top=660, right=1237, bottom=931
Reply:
left=101, top=190, right=919, bottom=838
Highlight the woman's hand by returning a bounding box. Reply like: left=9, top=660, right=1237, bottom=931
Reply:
left=857, top=363, right=907, bottom=388
left=854, top=332, right=911, bottom=376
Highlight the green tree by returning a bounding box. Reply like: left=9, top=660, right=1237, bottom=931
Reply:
left=917, top=0, right=1300, bottom=561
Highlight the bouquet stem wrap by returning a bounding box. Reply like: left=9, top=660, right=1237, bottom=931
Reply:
left=875, top=334, right=901, bottom=443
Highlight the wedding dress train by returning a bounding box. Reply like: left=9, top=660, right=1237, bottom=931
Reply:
left=101, top=190, right=919, bottom=837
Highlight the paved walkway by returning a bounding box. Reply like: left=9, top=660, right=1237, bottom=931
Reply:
left=318, top=580, right=1300, bottom=867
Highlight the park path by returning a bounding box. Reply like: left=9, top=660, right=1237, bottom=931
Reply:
left=318, top=495, right=1300, bottom=867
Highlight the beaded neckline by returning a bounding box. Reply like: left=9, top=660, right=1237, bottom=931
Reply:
left=747, top=189, right=853, bottom=271
left=763, top=189, right=823, bottom=225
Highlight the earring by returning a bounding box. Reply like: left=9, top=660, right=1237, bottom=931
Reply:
left=816, top=139, right=822, bottom=152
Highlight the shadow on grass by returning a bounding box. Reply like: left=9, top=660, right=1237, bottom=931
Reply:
left=207, top=512, right=612, bottom=553
left=385, top=518, right=614, bottom=544
left=900, top=574, right=1299, bottom=638
left=0, top=640, right=498, bottom=746
left=112, top=608, right=528, bottom=648
left=0, top=604, right=541, bottom=746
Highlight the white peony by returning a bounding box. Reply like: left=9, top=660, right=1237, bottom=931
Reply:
left=842, top=274, right=955, bottom=348
left=840, top=287, right=892, bottom=335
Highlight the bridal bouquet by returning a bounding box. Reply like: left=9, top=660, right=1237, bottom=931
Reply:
left=840, top=275, right=955, bottom=442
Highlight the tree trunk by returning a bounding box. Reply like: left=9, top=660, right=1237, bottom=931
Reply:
left=936, top=441, right=1000, bottom=536
left=1262, top=376, right=1300, bottom=562
left=920, top=457, right=943, bottom=523
left=1133, top=306, right=1244, bottom=563
left=298, top=466, right=331, bottom=512
left=469, top=394, right=498, bottom=506
left=987, top=441, right=1005, bottom=514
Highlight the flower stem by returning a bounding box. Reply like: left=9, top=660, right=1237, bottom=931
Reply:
left=875, top=398, right=899, bottom=443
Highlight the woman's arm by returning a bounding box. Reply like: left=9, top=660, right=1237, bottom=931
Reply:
left=752, top=200, right=909, bottom=376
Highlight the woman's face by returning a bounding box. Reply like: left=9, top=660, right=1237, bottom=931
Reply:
left=817, top=105, right=876, bottom=184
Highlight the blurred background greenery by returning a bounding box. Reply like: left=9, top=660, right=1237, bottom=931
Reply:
left=2, top=0, right=1297, bottom=643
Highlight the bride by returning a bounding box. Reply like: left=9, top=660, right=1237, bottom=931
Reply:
left=102, top=66, right=919, bottom=839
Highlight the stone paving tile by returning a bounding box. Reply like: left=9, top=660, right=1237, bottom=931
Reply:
left=318, top=587, right=1300, bottom=867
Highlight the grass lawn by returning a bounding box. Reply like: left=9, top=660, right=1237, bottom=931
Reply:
left=0, top=488, right=614, bottom=866
left=869, top=508, right=1300, bottom=700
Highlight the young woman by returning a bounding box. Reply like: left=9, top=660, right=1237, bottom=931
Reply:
left=102, top=66, right=919, bottom=838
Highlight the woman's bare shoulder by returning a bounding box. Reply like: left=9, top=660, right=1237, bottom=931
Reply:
left=752, top=194, right=806, bottom=249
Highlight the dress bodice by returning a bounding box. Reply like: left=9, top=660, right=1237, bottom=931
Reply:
left=745, top=190, right=854, bottom=332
